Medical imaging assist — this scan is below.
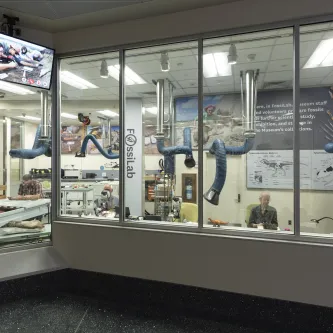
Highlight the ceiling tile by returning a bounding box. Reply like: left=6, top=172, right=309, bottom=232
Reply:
left=171, top=69, right=198, bottom=81
left=300, top=41, right=319, bottom=57
left=127, top=60, right=161, bottom=74
left=264, top=70, right=293, bottom=82
left=237, top=46, right=273, bottom=63
left=300, top=77, right=324, bottom=87
left=301, top=67, right=332, bottom=79
left=266, top=59, right=292, bottom=72
left=270, top=44, right=293, bottom=60
left=177, top=79, right=199, bottom=89
left=205, top=77, right=233, bottom=87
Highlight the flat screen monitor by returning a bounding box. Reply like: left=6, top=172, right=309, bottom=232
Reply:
left=0, top=33, right=55, bottom=90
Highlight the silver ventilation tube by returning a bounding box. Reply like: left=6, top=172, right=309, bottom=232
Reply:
left=156, top=78, right=165, bottom=137
left=108, top=118, right=112, bottom=146
left=40, top=91, right=49, bottom=138
left=240, top=69, right=259, bottom=138
left=168, top=80, right=176, bottom=145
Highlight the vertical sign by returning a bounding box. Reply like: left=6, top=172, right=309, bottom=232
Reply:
left=125, top=98, right=144, bottom=216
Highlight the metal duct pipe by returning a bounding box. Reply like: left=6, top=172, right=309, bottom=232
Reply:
left=244, top=70, right=255, bottom=138
left=40, top=91, right=48, bottom=138
left=169, top=80, right=175, bottom=145
left=108, top=118, right=112, bottom=146
left=156, top=79, right=164, bottom=136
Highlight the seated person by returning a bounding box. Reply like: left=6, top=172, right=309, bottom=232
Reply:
left=9, top=174, right=43, bottom=201
left=248, top=192, right=278, bottom=230
left=95, top=184, right=119, bottom=216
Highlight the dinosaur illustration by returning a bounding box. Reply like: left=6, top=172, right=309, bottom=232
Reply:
left=260, top=159, right=294, bottom=176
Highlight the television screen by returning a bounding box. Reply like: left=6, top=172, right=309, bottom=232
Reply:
left=0, top=33, right=55, bottom=90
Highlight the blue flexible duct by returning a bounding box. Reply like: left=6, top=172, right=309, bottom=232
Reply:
left=324, top=143, right=333, bottom=153
left=9, top=125, right=51, bottom=159
left=204, top=138, right=254, bottom=205
left=76, top=134, right=119, bottom=159
left=157, top=127, right=195, bottom=168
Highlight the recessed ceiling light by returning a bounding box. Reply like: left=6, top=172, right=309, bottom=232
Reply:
left=108, top=65, right=146, bottom=85
left=18, top=115, right=41, bottom=121
left=61, top=113, right=77, bottom=119
left=0, top=81, right=35, bottom=95
left=96, top=110, right=119, bottom=117
left=61, top=71, right=98, bottom=89
left=201, top=53, right=232, bottom=78
left=304, top=38, right=333, bottom=68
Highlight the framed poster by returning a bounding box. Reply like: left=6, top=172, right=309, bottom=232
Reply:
left=182, top=173, right=197, bottom=203
left=61, top=125, right=84, bottom=154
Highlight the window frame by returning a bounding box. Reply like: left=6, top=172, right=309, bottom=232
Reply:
left=52, top=14, right=333, bottom=246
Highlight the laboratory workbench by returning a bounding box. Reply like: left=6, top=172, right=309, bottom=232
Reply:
left=0, top=199, right=51, bottom=227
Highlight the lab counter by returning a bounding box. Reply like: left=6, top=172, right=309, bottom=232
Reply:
left=0, top=224, right=51, bottom=244
left=0, top=199, right=51, bottom=227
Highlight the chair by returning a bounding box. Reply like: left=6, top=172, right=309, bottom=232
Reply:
left=245, top=203, right=258, bottom=226
left=180, top=203, right=198, bottom=222
left=0, top=185, right=7, bottom=199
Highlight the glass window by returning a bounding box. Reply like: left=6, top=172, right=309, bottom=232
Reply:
left=202, top=29, right=294, bottom=234
left=299, top=23, right=333, bottom=236
left=124, top=42, right=199, bottom=226
left=0, top=92, right=52, bottom=248
left=59, top=52, right=120, bottom=221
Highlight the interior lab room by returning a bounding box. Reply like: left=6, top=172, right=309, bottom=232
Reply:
left=2, top=24, right=333, bottom=248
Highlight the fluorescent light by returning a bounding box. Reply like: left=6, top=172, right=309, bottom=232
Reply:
left=304, top=38, right=333, bottom=68
left=61, top=113, right=77, bottom=119
left=60, top=71, right=98, bottom=89
left=18, top=115, right=41, bottom=121
left=108, top=65, right=146, bottom=85
left=97, top=110, right=119, bottom=117
left=145, top=107, right=158, bottom=114
left=0, top=81, right=35, bottom=95
left=202, top=53, right=232, bottom=78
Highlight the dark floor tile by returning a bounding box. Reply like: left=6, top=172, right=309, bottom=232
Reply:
left=76, top=300, right=270, bottom=333
left=0, top=294, right=88, bottom=333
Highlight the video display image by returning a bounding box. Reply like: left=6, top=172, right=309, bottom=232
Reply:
left=0, top=34, right=54, bottom=90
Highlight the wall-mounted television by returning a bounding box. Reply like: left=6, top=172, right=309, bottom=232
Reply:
left=0, top=33, right=55, bottom=90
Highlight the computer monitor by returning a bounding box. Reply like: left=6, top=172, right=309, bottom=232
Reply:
left=115, top=206, right=130, bottom=218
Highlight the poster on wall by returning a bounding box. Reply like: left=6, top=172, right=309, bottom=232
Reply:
left=144, top=124, right=171, bottom=155
left=247, top=150, right=333, bottom=191
left=175, top=95, right=243, bottom=150
left=61, top=125, right=84, bottom=154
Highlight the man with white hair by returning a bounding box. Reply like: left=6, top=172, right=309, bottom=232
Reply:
left=248, top=192, right=278, bottom=230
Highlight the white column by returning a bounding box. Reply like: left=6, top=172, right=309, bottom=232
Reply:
left=125, top=98, right=144, bottom=216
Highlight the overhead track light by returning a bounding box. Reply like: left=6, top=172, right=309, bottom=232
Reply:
left=228, top=44, right=238, bottom=65
left=160, top=52, right=170, bottom=72
left=100, top=59, right=109, bottom=78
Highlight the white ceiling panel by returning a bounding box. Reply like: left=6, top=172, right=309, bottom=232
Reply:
left=170, top=69, right=198, bottom=81
left=126, top=54, right=158, bottom=63
left=169, top=56, right=197, bottom=70
left=127, top=83, right=156, bottom=93
left=127, top=60, right=162, bottom=75
left=318, top=73, right=333, bottom=85
left=300, top=41, right=320, bottom=57
left=90, top=78, right=120, bottom=88
left=300, top=77, right=324, bottom=87
left=141, top=72, right=174, bottom=83
left=237, top=46, right=273, bottom=63
left=270, top=44, right=293, bottom=60
left=209, top=85, right=236, bottom=94
left=266, top=59, right=292, bottom=72
left=177, top=79, right=199, bottom=89
left=183, top=88, right=199, bottom=96
left=205, top=77, right=233, bottom=87
left=301, top=67, right=332, bottom=79
left=264, top=70, right=293, bottom=82
left=233, top=61, right=268, bottom=74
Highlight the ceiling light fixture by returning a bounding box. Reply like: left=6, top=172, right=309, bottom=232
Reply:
left=61, top=71, right=98, bottom=89
left=228, top=44, right=238, bottom=65
left=160, top=52, right=170, bottom=72
left=145, top=107, right=158, bottom=114
left=100, top=59, right=109, bottom=78
left=0, top=81, right=35, bottom=95
left=304, top=38, right=333, bottom=68
left=108, top=65, right=146, bottom=85
left=96, top=110, right=119, bottom=117
left=61, top=113, right=77, bottom=119
left=202, top=53, right=232, bottom=78
left=18, top=115, right=41, bottom=121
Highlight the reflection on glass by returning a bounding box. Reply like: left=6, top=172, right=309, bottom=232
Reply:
left=203, top=28, right=294, bottom=233
left=0, top=88, right=52, bottom=247
left=124, top=42, right=198, bottom=225
left=59, top=52, right=120, bottom=222
left=300, top=23, right=333, bottom=236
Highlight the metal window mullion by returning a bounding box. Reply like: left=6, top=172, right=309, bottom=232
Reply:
left=51, top=56, right=61, bottom=224
left=293, top=25, right=301, bottom=237
left=119, top=49, right=125, bottom=223
left=198, top=38, right=204, bottom=229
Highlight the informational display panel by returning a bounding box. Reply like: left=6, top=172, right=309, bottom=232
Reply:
left=175, top=86, right=333, bottom=190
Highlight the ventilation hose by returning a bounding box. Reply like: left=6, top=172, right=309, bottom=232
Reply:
left=157, top=127, right=195, bottom=168
left=76, top=134, right=119, bottom=159
left=204, top=138, right=254, bottom=205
